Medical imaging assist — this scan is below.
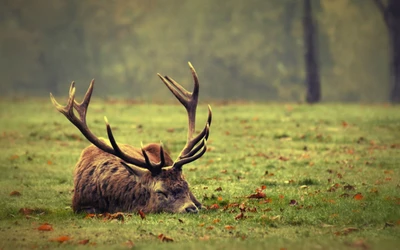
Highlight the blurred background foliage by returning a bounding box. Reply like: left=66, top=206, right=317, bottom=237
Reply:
left=0, top=0, right=390, bottom=102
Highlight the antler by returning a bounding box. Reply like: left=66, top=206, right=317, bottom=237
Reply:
left=50, top=80, right=165, bottom=175
left=157, top=62, right=212, bottom=171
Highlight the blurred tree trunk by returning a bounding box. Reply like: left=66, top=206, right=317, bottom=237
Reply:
left=374, top=0, right=400, bottom=103
left=303, top=0, right=321, bottom=103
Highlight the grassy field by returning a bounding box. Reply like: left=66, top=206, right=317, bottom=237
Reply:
left=0, top=98, right=399, bottom=249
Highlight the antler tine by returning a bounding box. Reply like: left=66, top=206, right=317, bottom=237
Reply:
left=180, top=105, right=212, bottom=156
left=51, top=81, right=164, bottom=171
left=157, top=62, right=199, bottom=140
left=73, top=79, right=94, bottom=124
left=140, top=142, right=165, bottom=175
left=104, top=116, right=165, bottom=171
left=158, top=63, right=212, bottom=171
left=173, top=139, right=208, bottom=170
left=50, top=81, right=76, bottom=117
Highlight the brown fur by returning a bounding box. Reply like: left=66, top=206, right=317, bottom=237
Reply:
left=72, top=143, right=201, bottom=213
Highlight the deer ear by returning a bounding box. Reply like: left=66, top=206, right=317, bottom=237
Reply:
left=121, top=162, right=148, bottom=177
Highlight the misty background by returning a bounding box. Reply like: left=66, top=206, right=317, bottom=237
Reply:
left=0, top=0, right=392, bottom=102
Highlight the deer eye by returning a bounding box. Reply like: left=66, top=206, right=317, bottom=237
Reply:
left=156, top=190, right=168, bottom=199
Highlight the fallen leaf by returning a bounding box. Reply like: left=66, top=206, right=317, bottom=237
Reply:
left=9, top=154, right=19, bottom=160
left=209, top=204, right=219, bottom=209
left=224, top=225, right=235, bottom=230
left=37, top=223, right=53, bottom=231
left=47, top=160, right=53, bottom=165
left=353, top=193, right=364, bottom=200
left=19, top=208, right=34, bottom=215
left=49, top=236, right=71, bottom=243
left=85, top=213, right=96, bottom=219
left=158, top=234, right=174, bottom=242
left=278, top=156, right=289, bottom=161
left=247, top=191, right=266, bottom=199
left=289, top=199, right=298, bottom=206
left=212, top=219, right=220, bottom=224
left=78, top=239, right=90, bottom=245
left=108, top=212, right=124, bottom=222
left=235, top=212, right=245, bottom=220
left=9, top=191, right=21, bottom=196
left=138, top=210, right=146, bottom=220
left=259, top=198, right=272, bottom=204
left=215, top=187, right=223, bottom=191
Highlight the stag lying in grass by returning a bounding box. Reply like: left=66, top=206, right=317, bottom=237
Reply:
left=50, top=62, right=212, bottom=214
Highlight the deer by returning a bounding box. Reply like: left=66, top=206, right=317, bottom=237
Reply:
left=50, top=62, right=212, bottom=214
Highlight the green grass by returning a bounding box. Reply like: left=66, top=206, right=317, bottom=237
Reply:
left=0, top=98, right=399, bottom=249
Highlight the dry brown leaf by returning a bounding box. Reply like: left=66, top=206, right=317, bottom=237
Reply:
left=224, top=225, right=235, bottom=230
left=78, top=239, right=90, bottom=245
left=37, top=223, right=53, bottom=231
left=235, top=212, right=245, bottom=220
left=212, top=219, right=220, bottom=224
left=209, top=204, right=219, bottom=209
left=278, top=156, right=289, bottom=161
left=19, top=208, right=34, bottom=215
left=259, top=198, right=272, bottom=204
left=9, top=154, right=19, bottom=160
left=138, top=210, right=146, bottom=220
left=353, top=193, right=364, bottom=200
left=85, top=213, right=96, bottom=219
left=247, top=191, right=266, bottom=199
left=158, top=234, right=174, bottom=242
left=49, top=236, right=71, bottom=243
left=9, top=191, right=21, bottom=196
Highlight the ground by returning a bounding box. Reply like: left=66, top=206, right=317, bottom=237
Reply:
left=0, top=98, right=399, bottom=249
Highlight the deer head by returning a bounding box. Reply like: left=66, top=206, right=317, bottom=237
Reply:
left=50, top=62, right=212, bottom=213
